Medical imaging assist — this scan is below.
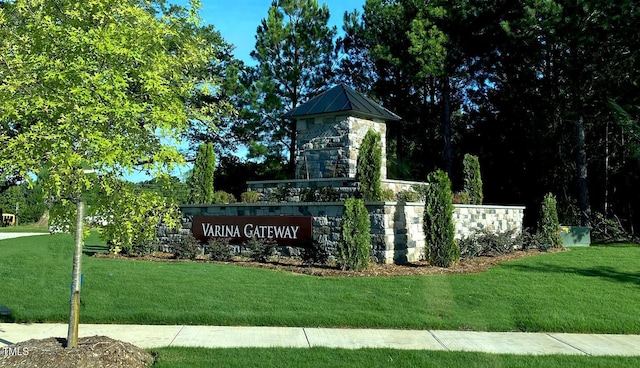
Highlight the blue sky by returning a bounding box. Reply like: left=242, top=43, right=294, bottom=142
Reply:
left=128, top=1, right=366, bottom=182
left=191, top=0, right=366, bottom=65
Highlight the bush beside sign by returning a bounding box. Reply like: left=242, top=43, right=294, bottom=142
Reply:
left=191, top=216, right=313, bottom=246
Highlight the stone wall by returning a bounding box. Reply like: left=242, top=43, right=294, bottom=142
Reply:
left=247, top=178, right=427, bottom=203
left=295, top=115, right=387, bottom=179
left=453, top=204, right=526, bottom=239
left=247, top=179, right=358, bottom=202
left=176, top=202, right=525, bottom=264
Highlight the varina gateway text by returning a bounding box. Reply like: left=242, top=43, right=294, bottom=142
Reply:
left=201, top=222, right=301, bottom=239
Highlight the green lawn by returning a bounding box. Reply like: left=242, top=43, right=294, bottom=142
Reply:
left=1, top=234, right=639, bottom=333
left=149, top=347, right=640, bottom=368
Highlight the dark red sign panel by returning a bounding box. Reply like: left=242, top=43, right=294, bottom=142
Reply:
left=191, top=216, right=313, bottom=246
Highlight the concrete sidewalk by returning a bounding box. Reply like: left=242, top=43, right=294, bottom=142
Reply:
left=2, top=323, right=640, bottom=355
left=0, top=233, right=48, bottom=240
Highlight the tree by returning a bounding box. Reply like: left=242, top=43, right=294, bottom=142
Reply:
left=338, top=0, right=484, bottom=179
left=0, top=0, right=223, bottom=348
left=337, top=198, right=371, bottom=271
left=355, top=129, right=382, bottom=201
left=463, top=154, right=483, bottom=205
left=137, top=175, right=189, bottom=205
left=0, top=182, right=45, bottom=224
left=539, top=193, right=562, bottom=249
left=250, top=0, right=337, bottom=175
left=189, top=142, right=216, bottom=204
left=478, top=0, right=640, bottom=229
left=423, top=169, right=458, bottom=267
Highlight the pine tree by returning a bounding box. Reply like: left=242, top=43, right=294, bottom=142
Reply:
left=250, top=0, right=337, bottom=175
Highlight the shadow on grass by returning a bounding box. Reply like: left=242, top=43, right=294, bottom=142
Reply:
left=83, top=244, right=109, bottom=256
left=502, top=263, right=640, bottom=286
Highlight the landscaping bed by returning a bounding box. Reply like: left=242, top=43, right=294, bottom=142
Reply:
left=0, top=336, right=153, bottom=368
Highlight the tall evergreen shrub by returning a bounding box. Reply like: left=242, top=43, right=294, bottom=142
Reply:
left=356, top=129, right=382, bottom=201
left=337, top=198, right=371, bottom=271
left=539, top=193, right=562, bottom=249
left=189, top=143, right=215, bottom=204
left=463, top=153, right=483, bottom=205
left=424, top=170, right=459, bottom=267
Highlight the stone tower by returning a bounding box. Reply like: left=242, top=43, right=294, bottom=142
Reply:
left=283, top=84, right=400, bottom=180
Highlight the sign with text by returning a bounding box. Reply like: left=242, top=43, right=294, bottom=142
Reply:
left=192, top=216, right=313, bottom=246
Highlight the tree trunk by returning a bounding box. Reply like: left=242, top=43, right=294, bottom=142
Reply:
left=441, top=77, right=452, bottom=176
left=576, top=115, right=591, bottom=227
left=288, top=118, right=297, bottom=177
left=66, top=200, right=84, bottom=348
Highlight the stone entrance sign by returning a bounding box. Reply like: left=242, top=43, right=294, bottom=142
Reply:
left=283, top=84, right=400, bottom=180
left=191, top=216, right=313, bottom=246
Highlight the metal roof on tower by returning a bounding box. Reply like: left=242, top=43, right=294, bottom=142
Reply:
left=282, top=84, right=401, bottom=121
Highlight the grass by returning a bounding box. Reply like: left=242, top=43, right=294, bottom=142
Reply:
left=1, top=234, right=639, bottom=333
left=149, top=347, right=640, bottom=368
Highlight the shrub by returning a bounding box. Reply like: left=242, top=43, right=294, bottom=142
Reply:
left=410, top=184, right=429, bottom=202
left=300, top=187, right=318, bottom=202
left=381, top=188, right=395, bottom=201
left=240, top=190, right=260, bottom=203
left=245, top=237, right=276, bottom=263
left=336, top=198, right=371, bottom=271
left=538, top=193, right=562, bottom=249
left=519, top=228, right=546, bottom=251
left=355, top=129, right=382, bottom=201
left=458, top=236, right=481, bottom=259
left=459, top=229, right=521, bottom=259
left=396, top=190, right=421, bottom=202
left=423, top=170, right=459, bottom=267
left=301, top=241, right=329, bottom=266
left=170, top=233, right=200, bottom=260
left=212, top=190, right=237, bottom=204
left=452, top=191, right=470, bottom=204
left=318, top=186, right=341, bottom=201
left=300, top=187, right=341, bottom=202
left=463, top=153, right=483, bottom=205
left=127, top=241, right=157, bottom=256
left=267, top=185, right=291, bottom=202
left=208, top=238, right=234, bottom=261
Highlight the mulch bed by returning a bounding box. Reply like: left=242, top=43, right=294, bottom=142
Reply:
left=0, top=336, right=154, bottom=368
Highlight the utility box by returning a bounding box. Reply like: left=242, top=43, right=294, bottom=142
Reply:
left=560, top=226, right=591, bottom=247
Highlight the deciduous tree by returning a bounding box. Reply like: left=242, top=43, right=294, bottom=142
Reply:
left=0, top=0, right=224, bottom=347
